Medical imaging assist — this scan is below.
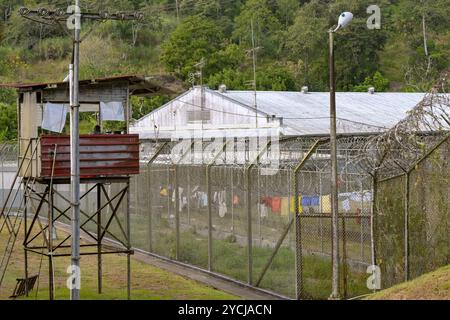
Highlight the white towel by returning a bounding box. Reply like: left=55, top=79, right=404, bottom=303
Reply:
left=41, top=103, right=68, bottom=133
left=100, top=101, right=125, bottom=121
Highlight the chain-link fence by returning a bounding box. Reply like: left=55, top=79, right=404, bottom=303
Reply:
left=0, top=144, right=20, bottom=209
left=127, top=136, right=375, bottom=299
left=375, top=137, right=450, bottom=288
left=2, top=131, right=448, bottom=299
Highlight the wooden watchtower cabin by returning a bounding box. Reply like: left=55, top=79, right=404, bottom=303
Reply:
left=0, top=75, right=178, bottom=299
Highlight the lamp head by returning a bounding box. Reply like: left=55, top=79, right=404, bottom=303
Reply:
left=337, top=12, right=353, bottom=29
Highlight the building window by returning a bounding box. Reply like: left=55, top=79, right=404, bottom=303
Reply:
left=187, top=110, right=211, bottom=124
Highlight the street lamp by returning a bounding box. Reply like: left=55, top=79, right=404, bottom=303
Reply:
left=328, top=11, right=353, bottom=300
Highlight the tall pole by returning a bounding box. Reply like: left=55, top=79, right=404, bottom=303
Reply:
left=17, top=4, right=143, bottom=301
left=70, top=0, right=81, bottom=301
left=175, top=0, right=179, bottom=21
left=251, top=19, right=258, bottom=129
left=329, top=29, right=340, bottom=300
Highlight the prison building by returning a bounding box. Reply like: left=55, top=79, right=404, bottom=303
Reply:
left=130, top=85, right=427, bottom=140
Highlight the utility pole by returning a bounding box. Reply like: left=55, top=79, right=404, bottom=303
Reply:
left=19, top=2, right=143, bottom=301
left=70, top=0, right=81, bottom=300
left=194, top=58, right=205, bottom=137
left=250, top=19, right=259, bottom=129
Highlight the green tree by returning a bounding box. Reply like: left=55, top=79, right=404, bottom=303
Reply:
left=276, top=0, right=300, bottom=28
left=232, top=0, right=282, bottom=58
left=131, top=95, right=171, bottom=120
left=0, top=102, right=17, bottom=142
left=285, top=0, right=328, bottom=89
left=161, top=15, right=224, bottom=79
left=353, top=71, right=390, bottom=92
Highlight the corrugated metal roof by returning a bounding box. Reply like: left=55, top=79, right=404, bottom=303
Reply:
left=0, top=74, right=182, bottom=95
left=216, top=90, right=427, bottom=135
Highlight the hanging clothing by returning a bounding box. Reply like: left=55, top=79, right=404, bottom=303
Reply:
left=290, top=196, right=303, bottom=214
left=100, top=101, right=125, bottom=121
left=218, top=202, right=227, bottom=218
left=41, top=103, right=68, bottom=133
left=218, top=190, right=226, bottom=205
left=200, top=192, right=208, bottom=207
left=217, top=190, right=227, bottom=218
left=259, top=204, right=269, bottom=218
left=160, top=187, right=168, bottom=197
left=342, top=198, right=351, bottom=212
left=302, top=196, right=312, bottom=207
left=271, top=197, right=282, bottom=214
left=280, top=197, right=290, bottom=216
left=261, top=196, right=272, bottom=207
left=311, top=196, right=320, bottom=206
left=321, top=195, right=331, bottom=213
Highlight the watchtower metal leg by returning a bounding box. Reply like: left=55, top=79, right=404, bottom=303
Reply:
left=97, top=183, right=102, bottom=294
left=126, top=180, right=131, bottom=300
left=23, top=188, right=29, bottom=297
left=48, top=185, right=54, bottom=301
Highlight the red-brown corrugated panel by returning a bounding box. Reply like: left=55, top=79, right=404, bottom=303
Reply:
left=40, top=134, right=140, bottom=179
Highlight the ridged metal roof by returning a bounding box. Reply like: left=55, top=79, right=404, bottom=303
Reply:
left=217, top=90, right=427, bottom=135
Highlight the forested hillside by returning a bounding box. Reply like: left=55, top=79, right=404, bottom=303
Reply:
left=0, top=0, right=449, bottom=141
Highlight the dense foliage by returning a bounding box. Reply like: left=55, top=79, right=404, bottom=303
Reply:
left=0, top=0, right=449, bottom=141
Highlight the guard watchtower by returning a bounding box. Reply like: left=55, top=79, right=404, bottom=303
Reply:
left=0, top=75, right=177, bottom=299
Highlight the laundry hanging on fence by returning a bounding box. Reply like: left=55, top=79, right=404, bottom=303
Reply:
left=200, top=192, right=208, bottom=207
left=290, top=196, right=303, bottom=214
left=280, top=197, right=289, bottom=216
left=218, top=202, right=227, bottom=218
left=259, top=203, right=269, bottom=218
left=171, top=187, right=185, bottom=212
left=100, top=101, right=125, bottom=121
left=301, top=195, right=320, bottom=207
left=160, top=187, right=168, bottom=197
left=270, top=197, right=281, bottom=214
left=217, top=190, right=227, bottom=218
left=302, top=196, right=312, bottom=206
left=41, top=103, right=68, bottom=133
left=342, top=198, right=351, bottom=212
left=233, top=195, right=240, bottom=205
left=321, top=195, right=331, bottom=213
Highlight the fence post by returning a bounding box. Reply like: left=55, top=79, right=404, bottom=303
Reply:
left=246, top=167, right=253, bottom=285
left=341, top=216, right=348, bottom=299
left=146, top=169, right=153, bottom=252
left=174, top=165, right=180, bottom=261
left=293, top=167, right=302, bottom=299
left=404, top=172, right=410, bottom=281
left=206, top=166, right=213, bottom=270
left=370, top=172, right=377, bottom=268
left=146, top=142, right=168, bottom=253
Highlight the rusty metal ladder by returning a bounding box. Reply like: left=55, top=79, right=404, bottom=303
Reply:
left=0, top=140, right=39, bottom=293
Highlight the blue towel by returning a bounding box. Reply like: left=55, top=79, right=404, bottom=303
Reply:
left=302, top=196, right=312, bottom=206
left=311, top=196, right=320, bottom=206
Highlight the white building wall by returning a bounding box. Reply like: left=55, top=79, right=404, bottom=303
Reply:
left=131, top=87, right=282, bottom=139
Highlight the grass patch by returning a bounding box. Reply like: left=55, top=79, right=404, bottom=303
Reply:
left=365, top=265, right=450, bottom=300
left=0, top=222, right=238, bottom=300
